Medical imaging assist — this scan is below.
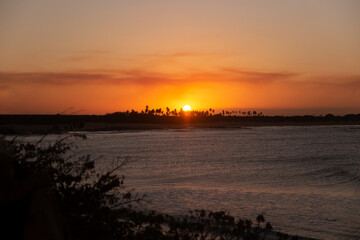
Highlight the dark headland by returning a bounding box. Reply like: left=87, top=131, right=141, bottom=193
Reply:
left=1, top=111, right=360, bottom=134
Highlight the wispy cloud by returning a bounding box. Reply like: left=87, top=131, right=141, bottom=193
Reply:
left=58, top=50, right=111, bottom=62
left=0, top=71, right=185, bottom=87
left=312, top=75, right=360, bottom=86
left=59, top=51, right=218, bottom=63
left=343, top=79, right=360, bottom=87
left=1, top=70, right=359, bottom=89
left=221, top=68, right=299, bottom=83
left=0, top=72, right=110, bottom=85
left=140, top=52, right=223, bottom=58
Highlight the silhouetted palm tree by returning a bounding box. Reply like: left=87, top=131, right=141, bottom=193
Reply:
left=256, top=214, right=265, bottom=228
left=264, top=222, right=273, bottom=240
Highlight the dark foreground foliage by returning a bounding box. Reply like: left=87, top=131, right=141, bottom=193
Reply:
left=3, top=135, right=279, bottom=240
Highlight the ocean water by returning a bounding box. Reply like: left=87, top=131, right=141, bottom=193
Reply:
left=20, top=126, right=360, bottom=239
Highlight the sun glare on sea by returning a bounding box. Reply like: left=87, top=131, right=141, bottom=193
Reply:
left=183, top=105, right=191, bottom=111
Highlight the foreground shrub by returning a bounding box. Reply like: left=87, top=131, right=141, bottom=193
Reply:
left=3, top=135, right=274, bottom=240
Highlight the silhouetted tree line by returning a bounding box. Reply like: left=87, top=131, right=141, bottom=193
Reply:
left=1, top=107, right=360, bottom=134
left=0, top=135, right=303, bottom=240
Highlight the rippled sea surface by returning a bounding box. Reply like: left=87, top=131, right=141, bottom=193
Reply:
left=22, top=126, right=360, bottom=239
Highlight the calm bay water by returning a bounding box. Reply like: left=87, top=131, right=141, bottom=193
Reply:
left=22, top=126, right=360, bottom=239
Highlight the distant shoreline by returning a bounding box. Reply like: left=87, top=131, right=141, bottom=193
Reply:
left=1, top=118, right=360, bottom=134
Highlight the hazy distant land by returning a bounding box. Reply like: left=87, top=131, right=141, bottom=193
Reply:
left=1, top=112, right=360, bottom=134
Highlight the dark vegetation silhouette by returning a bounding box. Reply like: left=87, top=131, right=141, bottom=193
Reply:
left=1, top=106, right=360, bottom=134
left=0, top=135, right=306, bottom=240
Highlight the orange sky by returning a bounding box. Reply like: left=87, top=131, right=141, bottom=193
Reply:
left=0, top=1, right=359, bottom=115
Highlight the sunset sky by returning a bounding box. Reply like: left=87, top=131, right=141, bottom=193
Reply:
left=0, top=0, right=359, bottom=115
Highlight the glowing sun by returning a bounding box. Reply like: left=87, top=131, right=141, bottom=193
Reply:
left=183, top=105, right=191, bottom=111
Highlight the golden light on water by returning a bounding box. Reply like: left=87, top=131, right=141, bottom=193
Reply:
left=183, top=105, right=191, bottom=111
